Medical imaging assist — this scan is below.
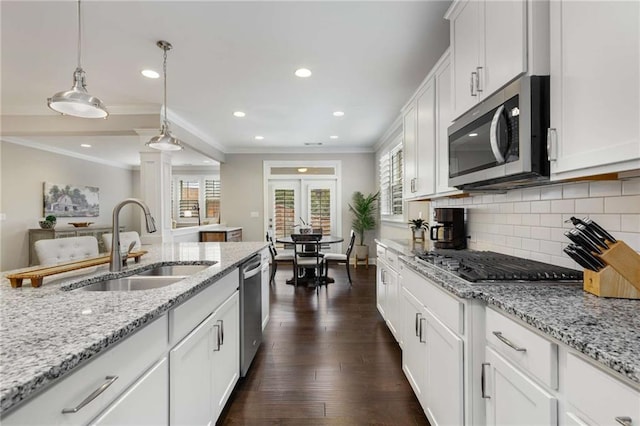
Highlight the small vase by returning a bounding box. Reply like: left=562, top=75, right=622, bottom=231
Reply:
left=412, top=228, right=425, bottom=243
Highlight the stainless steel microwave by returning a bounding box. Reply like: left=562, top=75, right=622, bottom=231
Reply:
left=448, top=76, right=550, bottom=190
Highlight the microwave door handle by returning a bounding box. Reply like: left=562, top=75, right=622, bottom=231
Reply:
left=489, top=105, right=506, bottom=164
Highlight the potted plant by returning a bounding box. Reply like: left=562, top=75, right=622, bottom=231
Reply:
left=348, top=191, right=379, bottom=261
left=39, top=214, right=57, bottom=229
left=409, top=217, right=429, bottom=242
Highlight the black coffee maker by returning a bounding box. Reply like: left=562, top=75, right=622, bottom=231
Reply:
left=430, top=208, right=466, bottom=249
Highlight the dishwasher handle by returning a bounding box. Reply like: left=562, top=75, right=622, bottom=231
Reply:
left=243, top=256, right=262, bottom=279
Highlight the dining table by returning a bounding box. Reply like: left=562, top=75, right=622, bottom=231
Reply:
left=276, top=235, right=344, bottom=286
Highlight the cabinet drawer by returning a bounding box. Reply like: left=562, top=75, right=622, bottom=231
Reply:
left=3, top=315, right=168, bottom=425
left=486, top=308, right=558, bottom=389
left=401, top=265, right=463, bottom=335
left=170, top=268, right=238, bottom=345
left=567, top=353, right=640, bottom=426
left=376, top=245, right=386, bottom=259
left=227, top=229, right=242, bottom=242
left=385, top=250, right=399, bottom=269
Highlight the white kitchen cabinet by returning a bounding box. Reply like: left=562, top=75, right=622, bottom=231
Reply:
left=403, top=50, right=460, bottom=200
left=484, top=347, right=558, bottom=426
left=424, top=309, right=464, bottom=426
left=401, top=286, right=427, bottom=404
left=261, top=248, right=270, bottom=330
left=170, top=291, right=239, bottom=425
left=566, top=353, right=640, bottom=426
left=548, top=0, right=640, bottom=179
left=376, top=244, right=400, bottom=342
left=90, top=358, right=168, bottom=426
left=446, top=0, right=548, bottom=119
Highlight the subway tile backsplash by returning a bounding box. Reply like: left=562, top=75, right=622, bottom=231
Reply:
left=431, top=177, right=640, bottom=270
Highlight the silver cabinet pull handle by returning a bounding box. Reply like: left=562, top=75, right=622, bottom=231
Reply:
left=415, top=313, right=421, bottom=337
left=217, top=319, right=224, bottom=345
left=615, top=417, right=633, bottom=426
left=547, top=128, right=557, bottom=161
left=213, top=324, right=221, bottom=351
left=476, top=67, right=483, bottom=92
left=62, top=376, right=118, bottom=413
left=481, top=363, right=490, bottom=399
left=493, top=331, right=527, bottom=352
left=419, top=317, right=427, bottom=343
left=470, top=72, right=477, bottom=96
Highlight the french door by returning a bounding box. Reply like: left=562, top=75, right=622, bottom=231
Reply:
left=267, top=179, right=339, bottom=252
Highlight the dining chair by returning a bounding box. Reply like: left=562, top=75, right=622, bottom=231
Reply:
left=102, top=231, right=142, bottom=254
left=290, top=233, right=324, bottom=287
left=265, top=232, right=294, bottom=285
left=323, top=229, right=356, bottom=284
left=34, top=236, right=99, bottom=265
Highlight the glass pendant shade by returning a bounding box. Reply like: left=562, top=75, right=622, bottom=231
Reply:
left=147, top=123, right=183, bottom=151
left=48, top=68, right=108, bottom=118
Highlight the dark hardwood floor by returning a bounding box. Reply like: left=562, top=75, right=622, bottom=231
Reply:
left=218, top=264, right=430, bottom=425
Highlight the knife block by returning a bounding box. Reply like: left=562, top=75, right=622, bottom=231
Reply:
left=582, top=240, right=640, bottom=299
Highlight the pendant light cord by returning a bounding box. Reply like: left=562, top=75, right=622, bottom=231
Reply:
left=76, top=0, right=82, bottom=69
left=163, top=46, right=168, bottom=126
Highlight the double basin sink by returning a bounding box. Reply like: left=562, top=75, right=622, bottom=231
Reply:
left=75, top=264, right=214, bottom=292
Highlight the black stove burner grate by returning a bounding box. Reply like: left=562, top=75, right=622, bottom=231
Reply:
left=415, top=249, right=583, bottom=282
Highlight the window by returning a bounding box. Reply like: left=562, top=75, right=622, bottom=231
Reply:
left=380, top=142, right=403, bottom=219
left=309, top=188, right=331, bottom=235
left=173, top=175, right=221, bottom=225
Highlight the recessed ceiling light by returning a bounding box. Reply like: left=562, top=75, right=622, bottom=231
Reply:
left=80, top=143, right=91, bottom=148
left=469, top=133, right=478, bottom=137
left=330, top=135, right=339, bottom=139
left=298, top=168, right=308, bottom=173
left=203, top=160, right=211, bottom=163
left=304, top=142, right=323, bottom=146
left=233, top=111, right=246, bottom=118
left=255, top=135, right=264, bottom=140
left=294, top=68, right=312, bottom=78
left=333, top=111, right=344, bottom=117
left=141, top=69, right=160, bottom=79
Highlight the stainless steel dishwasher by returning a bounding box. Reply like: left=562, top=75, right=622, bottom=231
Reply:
left=240, top=254, right=262, bottom=376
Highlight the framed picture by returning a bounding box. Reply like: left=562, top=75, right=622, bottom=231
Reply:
left=43, top=182, right=99, bottom=217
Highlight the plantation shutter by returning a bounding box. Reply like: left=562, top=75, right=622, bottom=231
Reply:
left=179, top=180, right=200, bottom=217
left=274, top=189, right=296, bottom=239
left=391, top=148, right=403, bottom=215
left=309, top=188, right=331, bottom=235
left=205, top=179, right=221, bottom=219
left=379, top=143, right=403, bottom=217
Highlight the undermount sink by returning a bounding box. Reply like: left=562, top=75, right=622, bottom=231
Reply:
left=77, top=276, right=184, bottom=291
left=134, top=264, right=211, bottom=277
left=75, top=263, right=215, bottom=291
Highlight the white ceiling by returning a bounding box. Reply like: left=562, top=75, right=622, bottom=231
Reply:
left=1, top=0, right=451, bottom=166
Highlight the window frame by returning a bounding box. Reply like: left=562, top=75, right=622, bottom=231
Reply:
left=172, top=174, right=220, bottom=226
left=379, top=135, right=405, bottom=223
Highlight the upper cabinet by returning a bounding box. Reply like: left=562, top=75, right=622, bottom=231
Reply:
left=548, top=1, right=640, bottom=179
left=403, top=50, right=460, bottom=201
left=446, top=0, right=549, bottom=120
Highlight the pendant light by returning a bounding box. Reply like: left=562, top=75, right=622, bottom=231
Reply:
left=47, top=0, right=108, bottom=119
left=146, top=40, right=183, bottom=151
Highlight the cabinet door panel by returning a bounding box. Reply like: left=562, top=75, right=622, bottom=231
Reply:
left=451, top=0, right=480, bottom=118
left=435, top=57, right=457, bottom=194
left=485, top=348, right=557, bottom=426
left=403, top=103, right=418, bottom=198
left=416, top=82, right=436, bottom=197
left=551, top=1, right=640, bottom=176
left=425, top=311, right=463, bottom=426
left=376, top=260, right=388, bottom=318
left=90, top=358, right=168, bottom=426
left=170, top=314, right=214, bottom=425
left=401, top=287, right=427, bottom=407
left=212, top=293, right=240, bottom=419
left=483, top=0, right=526, bottom=96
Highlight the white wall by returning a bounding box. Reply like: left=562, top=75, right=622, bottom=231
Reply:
left=430, top=178, right=640, bottom=269
left=0, top=141, right=137, bottom=270
left=221, top=153, right=376, bottom=249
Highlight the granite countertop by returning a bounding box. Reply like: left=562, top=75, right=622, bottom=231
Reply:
left=377, top=238, right=640, bottom=387
left=0, top=241, right=267, bottom=414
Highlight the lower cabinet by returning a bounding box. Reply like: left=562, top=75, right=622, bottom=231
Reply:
left=484, top=347, right=557, bottom=426
left=376, top=245, right=400, bottom=342
left=170, top=292, right=239, bottom=425
left=91, top=358, right=168, bottom=426
left=261, top=248, right=270, bottom=330
left=401, top=286, right=427, bottom=402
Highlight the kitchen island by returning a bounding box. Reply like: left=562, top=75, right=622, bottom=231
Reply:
left=0, top=241, right=267, bottom=419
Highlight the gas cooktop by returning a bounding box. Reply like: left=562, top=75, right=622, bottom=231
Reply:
left=414, top=249, right=583, bottom=283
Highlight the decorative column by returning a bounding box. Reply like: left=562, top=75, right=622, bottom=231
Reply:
left=136, top=129, right=173, bottom=244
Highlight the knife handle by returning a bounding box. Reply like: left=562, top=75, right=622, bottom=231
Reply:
left=565, top=229, right=603, bottom=255
left=576, top=224, right=608, bottom=250
left=583, top=218, right=618, bottom=243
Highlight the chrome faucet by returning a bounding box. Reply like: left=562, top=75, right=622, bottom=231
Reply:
left=110, top=198, right=157, bottom=272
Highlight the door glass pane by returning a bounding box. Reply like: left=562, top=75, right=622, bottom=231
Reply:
left=179, top=180, right=199, bottom=218
left=309, top=188, right=331, bottom=235
left=274, top=189, right=296, bottom=239
left=205, top=179, right=221, bottom=222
